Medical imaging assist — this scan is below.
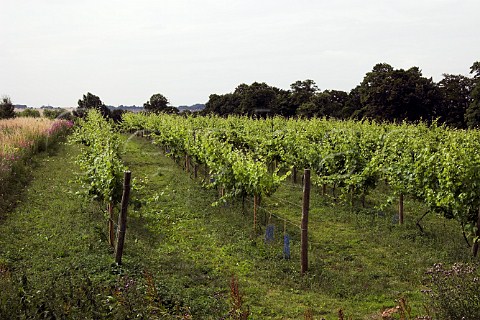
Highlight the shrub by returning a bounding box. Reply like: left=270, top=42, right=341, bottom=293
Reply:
left=0, top=268, right=186, bottom=319
left=43, top=108, right=73, bottom=120
left=423, top=263, right=480, bottom=320
left=17, top=108, right=41, bottom=118
left=0, top=96, right=15, bottom=119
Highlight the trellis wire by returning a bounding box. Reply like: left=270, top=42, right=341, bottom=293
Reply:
left=270, top=196, right=304, bottom=210
left=280, top=182, right=304, bottom=191
left=245, top=197, right=301, bottom=230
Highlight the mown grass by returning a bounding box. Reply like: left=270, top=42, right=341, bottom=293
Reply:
left=0, top=142, right=117, bottom=318
left=0, top=134, right=475, bottom=319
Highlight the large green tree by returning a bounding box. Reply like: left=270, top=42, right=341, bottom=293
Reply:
left=296, top=89, right=348, bottom=118
left=465, top=61, right=480, bottom=128
left=235, top=82, right=278, bottom=116
left=144, top=93, right=178, bottom=114
left=437, top=74, right=473, bottom=128
left=269, top=89, right=293, bottom=116
left=289, top=79, right=319, bottom=114
left=203, top=93, right=240, bottom=115
left=0, top=96, right=15, bottom=119
left=345, top=86, right=363, bottom=119
left=356, top=63, right=441, bottom=122
left=76, top=92, right=111, bottom=118
left=203, top=83, right=291, bottom=117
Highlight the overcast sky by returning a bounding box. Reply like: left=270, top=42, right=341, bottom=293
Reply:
left=1, top=0, right=479, bottom=108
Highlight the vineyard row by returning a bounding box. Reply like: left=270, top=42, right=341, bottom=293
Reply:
left=121, top=113, right=480, bottom=255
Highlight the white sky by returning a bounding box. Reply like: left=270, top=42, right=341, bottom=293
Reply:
left=1, top=0, right=479, bottom=107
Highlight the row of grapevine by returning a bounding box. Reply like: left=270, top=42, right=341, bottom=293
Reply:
left=122, top=113, right=480, bottom=253
left=70, top=110, right=127, bottom=247
left=71, top=110, right=126, bottom=204
left=122, top=113, right=290, bottom=230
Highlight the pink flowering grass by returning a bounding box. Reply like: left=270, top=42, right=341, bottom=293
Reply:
left=47, top=120, right=74, bottom=136
left=0, top=118, right=73, bottom=179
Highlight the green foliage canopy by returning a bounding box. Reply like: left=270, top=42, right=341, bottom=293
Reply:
left=144, top=93, right=178, bottom=114
left=76, top=92, right=111, bottom=118
left=465, top=61, right=480, bottom=128
left=17, top=108, right=41, bottom=118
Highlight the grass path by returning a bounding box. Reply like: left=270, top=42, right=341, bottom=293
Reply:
left=0, top=142, right=122, bottom=318
left=0, top=135, right=473, bottom=319
left=0, top=142, right=113, bottom=277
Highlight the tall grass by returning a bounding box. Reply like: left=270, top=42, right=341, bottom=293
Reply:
left=0, top=117, right=73, bottom=211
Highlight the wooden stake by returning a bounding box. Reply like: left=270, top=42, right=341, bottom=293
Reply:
left=115, top=171, right=131, bottom=265
left=472, top=207, right=480, bottom=257
left=301, top=169, right=311, bottom=275
left=292, top=166, right=297, bottom=184
left=253, top=194, right=259, bottom=233
left=185, top=155, right=189, bottom=172
left=219, top=187, right=225, bottom=198
left=350, top=186, right=354, bottom=207
left=361, top=188, right=366, bottom=208
left=399, top=193, right=404, bottom=225
left=108, top=202, right=114, bottom=247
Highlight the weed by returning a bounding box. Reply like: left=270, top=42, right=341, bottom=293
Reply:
left=422, top=263, right=480, bottom=320
left=304, top=308, right=314, bottom=319
left=227, top=275, right=249, bottom=320
left=397, top=297, right=412, bottom=319
left=338, top=308, right=352, bottom=320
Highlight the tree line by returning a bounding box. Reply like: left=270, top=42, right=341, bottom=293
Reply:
left=2, top=60, right=479, bottom=127
left=202, top=61, right=480, bottom=128
left=0, top=92, right=177, bottom=121
left=72, top=92, right=178, bottom=122
left=0, top=96, right=74, bottom=120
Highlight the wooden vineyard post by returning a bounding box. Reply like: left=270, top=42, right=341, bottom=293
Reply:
left=301, top=169, right=311, bottom=275
left=292, top=166, right=297, bottom=184
left=192, top=131, right=197, bottom=178
left=219, top=187, right=225, bottom=198
left=472, top=207, right=480, bottom=257
left=399, top=193, right=404, bottom=225
left=115, top=171, right=131, bottom=265
left=253, top=194, right=258, bottom=232
left=322, top=184, right=327, bottom=196
left=108, top=202, right=114, bottom=247
left=350, top=186, right=354, bottom=207
left=185, top=155, right=190, bottom=173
